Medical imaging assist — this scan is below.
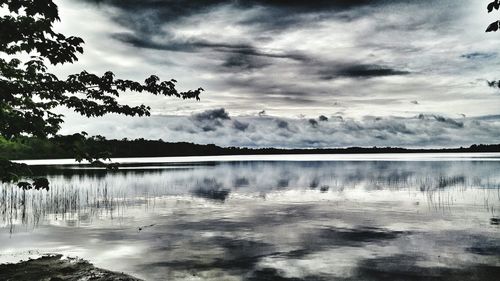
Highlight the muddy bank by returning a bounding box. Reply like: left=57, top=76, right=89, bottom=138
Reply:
left=0, top=255, right=142, bottom=281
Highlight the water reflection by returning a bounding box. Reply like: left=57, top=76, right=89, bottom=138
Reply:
left=2, top=161, right=499, bottom=229
left=0, top=160, right=499, bottom=280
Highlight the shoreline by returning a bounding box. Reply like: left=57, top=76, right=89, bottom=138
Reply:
left=0, top=255, right=142, bottom=281
left=14, top=152, right=500, bottom=166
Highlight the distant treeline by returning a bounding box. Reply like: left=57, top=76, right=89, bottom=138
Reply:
left=1, top=135, right=500, bottom=160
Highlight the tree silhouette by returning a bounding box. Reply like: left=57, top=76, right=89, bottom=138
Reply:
left=484, top=1, right=500, bottom=89
left=486, top=1, right=500, bottom=32
left=0, top=0, right=203, bottom=189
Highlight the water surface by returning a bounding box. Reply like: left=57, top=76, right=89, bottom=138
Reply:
left=1, top=155, right=500, bottom=280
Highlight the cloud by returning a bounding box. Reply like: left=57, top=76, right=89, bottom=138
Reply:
left=113, top=32, right=308, bottom=60
left=53, top=0, right=500, bottom=125
left=461, top=52, right=496, bottom=60
left=233, top=120, right=249, bottom=131
left=81, top=0, right=437, bottom=24
left=309, top=119, right=319, bottom=128
left=318, top=64, right=410, bottom=79
left=276, top=119, right=289, bottom=130
left=418, top=114, right=464, bottom=128
left=193, top=108, right=231, bottom=121
left=221, top=53, right=270, bottom=71
left=61, top=108, right=500, bottom=149
left=191, top=108, right=231, bottom=131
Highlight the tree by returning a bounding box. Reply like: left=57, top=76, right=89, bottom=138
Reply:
left=486, top=1, right=500, bottom=32
left=0, top=0, right=203, bottom=189
left=484, top=1, right=500, bottom=89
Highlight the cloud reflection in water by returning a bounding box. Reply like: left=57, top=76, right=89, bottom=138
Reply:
left=0, top=160, right=499, bottom=280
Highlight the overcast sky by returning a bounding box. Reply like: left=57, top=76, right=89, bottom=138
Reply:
left=53, top=0, right=500, bottom=148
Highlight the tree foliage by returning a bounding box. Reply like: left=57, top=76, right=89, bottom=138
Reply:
left=0, top=0, right=203, bottom=189
left=486, top=1, right=500, bottom=32
left=484, top=1, right=500, bottom=89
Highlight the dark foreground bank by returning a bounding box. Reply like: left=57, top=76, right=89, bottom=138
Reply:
left=0, top=255, right=142, bottom=281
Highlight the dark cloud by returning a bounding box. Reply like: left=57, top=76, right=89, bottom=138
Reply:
left=112, top=33, right=252, bottom=53
left=276, top=120, right=289, bottom=129
left=461, top=52, right=496, bottom=60
left=192, top=108, right=231, bottom=131
left=319, top=64, right=410, bottom=79
left=308, top=118, right=319, bottom=128
left=83, top=0, right=228, bottom=25
left=193, top=108, right=231, bottom=122
left=111, top=33, right=193, bottom=52
left=210, top=45, right=308, bottom=61
left=221, top=53, right=270, bottom=70
left=233, top=120, right=250, bottom=131
left=83, top=0, right=437, bottom=20
left=418, top=114, right=464, bottom=128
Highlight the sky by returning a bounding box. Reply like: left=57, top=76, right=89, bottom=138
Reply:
left=52, top=0, right=500, bottom=148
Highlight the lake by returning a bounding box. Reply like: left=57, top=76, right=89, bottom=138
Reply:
left=1, top=154, right=500, bottom=280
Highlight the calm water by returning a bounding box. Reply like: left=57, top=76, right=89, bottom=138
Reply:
left=1, top=155, right=500, bottom=280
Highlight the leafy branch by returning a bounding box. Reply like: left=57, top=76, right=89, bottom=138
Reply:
left=0, top=0, right=203, bottom=190
left=486, top=0, right=500, bottom=32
